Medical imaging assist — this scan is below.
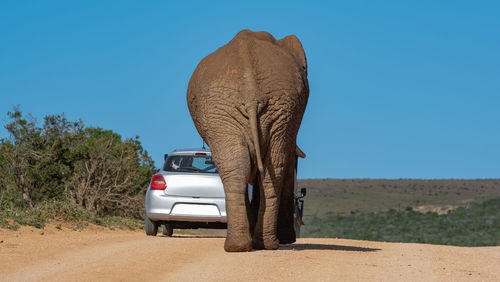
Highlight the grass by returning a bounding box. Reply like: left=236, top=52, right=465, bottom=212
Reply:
left=2, top=179, right=499, bottom=246
left=0, top=200, right=143, bottom=231
left=298, top=179, right=500, bottom=246
left=94, top=216, right=143, bottom=230
left=298, top=179, right=500, bottom=215
left=302, top=197, right=500, bottom=246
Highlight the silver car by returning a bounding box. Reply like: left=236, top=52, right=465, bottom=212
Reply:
left=145, top=148, right=227, bottom=236
left=145, top=148, right=307, bottom=237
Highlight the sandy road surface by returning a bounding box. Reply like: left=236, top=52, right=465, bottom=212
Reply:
left=1, top=224, right=499, bottom=281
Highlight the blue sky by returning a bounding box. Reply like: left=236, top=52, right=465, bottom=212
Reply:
left=1, top=1, right=499, bottom=179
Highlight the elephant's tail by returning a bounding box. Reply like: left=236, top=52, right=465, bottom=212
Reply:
left=238, top=38, right=265, bottom=180
left=248, top=104, right=265, bottom=179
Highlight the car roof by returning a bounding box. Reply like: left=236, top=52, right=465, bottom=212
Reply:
left=169, top=148, right=211, bottom=155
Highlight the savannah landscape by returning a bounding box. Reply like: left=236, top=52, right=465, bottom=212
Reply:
left=1, top=3, right=499, bottom=279
left=2, top=174, right=500, bottom=280
left=1, top=113, right=499, bottom=279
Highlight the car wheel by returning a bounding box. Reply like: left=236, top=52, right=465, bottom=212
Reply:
left=145, top=216, right=158, bottom=236
left=162, top=224, right=174, bottom=237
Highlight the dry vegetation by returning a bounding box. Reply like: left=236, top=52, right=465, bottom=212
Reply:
left=298, top=179, right=500, bottom=246
left=298, top=178, right=500, bottom=215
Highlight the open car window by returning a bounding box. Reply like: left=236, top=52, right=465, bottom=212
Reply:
left=164, top=155, right=217, bottom=173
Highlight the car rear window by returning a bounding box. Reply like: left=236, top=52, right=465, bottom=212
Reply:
left=163, top=155, right=218, bottom=173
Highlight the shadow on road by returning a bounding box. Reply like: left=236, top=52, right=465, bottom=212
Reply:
left=280, top=243, right=381, bottom=252
left=158, top=235, right=380, bottom=252
left=166, top=235, right=226, bottom=239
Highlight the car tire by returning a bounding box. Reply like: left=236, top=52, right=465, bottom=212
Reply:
left=162, top=224, right=174, bottom=237
left=145, top=216, right=158, bottom=236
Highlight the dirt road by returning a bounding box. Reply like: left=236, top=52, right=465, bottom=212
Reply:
left=1, top=224, right=499, bottom=281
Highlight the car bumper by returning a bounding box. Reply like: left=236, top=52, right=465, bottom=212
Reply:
left=146, top=190, right=227, bottom=223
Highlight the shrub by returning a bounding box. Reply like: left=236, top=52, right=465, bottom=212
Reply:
left=0, top=108, right=155, bottom=219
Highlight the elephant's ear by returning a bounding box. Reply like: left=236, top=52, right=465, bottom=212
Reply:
left=278, top=35, right=307, bottom=71
left=296, top=146, right=306, bottom=158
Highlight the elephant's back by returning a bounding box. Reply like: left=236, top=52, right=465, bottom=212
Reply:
left=187, top=30, right=306, bottom=104
left=186, top=30, right=309, bottom=146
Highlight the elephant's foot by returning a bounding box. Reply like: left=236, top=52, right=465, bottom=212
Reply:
left=252, top=236, right=279, bottom=250
left=224, top=236, right=252, bottom=252
left=278, top=234, right=296, bottom=244
left=278, top=227, right=296, bottom=244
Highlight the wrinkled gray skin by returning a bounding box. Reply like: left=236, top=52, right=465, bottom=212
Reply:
left=187, top=30, right=309, bottom=252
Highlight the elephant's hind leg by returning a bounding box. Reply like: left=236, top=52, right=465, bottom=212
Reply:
left=252, top=136, right=296, bottom=250
left=252, top=163, right=282, bottom=250
left=277, top=162, right=297, bottom=244
left=252, top=151, right=292, bottom=250
left=211, top=138, right=253, bottom=252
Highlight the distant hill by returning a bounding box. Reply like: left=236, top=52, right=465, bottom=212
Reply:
left=297, top=179, right=500, bottom=246
left=298, top=179, right=500, bottom=215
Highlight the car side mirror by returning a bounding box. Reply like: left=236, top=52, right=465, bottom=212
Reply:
left=164, top=154, right=168, bottom=161
left=300, top=187, right=307, bottom=197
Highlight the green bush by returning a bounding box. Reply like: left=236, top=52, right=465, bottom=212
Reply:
left=0, top=108, right=155, bottom=230
left=0, top=108, right=155, bottom=219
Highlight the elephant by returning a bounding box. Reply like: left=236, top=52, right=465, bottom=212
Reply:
left=187, top=30, right=309, bottom=252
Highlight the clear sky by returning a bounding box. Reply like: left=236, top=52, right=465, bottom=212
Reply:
left=1, top=1, right=499, bottom=179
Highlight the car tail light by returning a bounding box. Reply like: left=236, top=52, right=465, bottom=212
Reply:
left=151, top=174, right=167, bottom=190
left=195, top=152, right=207, bottom=156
